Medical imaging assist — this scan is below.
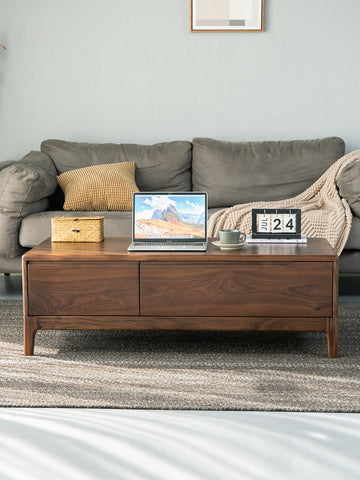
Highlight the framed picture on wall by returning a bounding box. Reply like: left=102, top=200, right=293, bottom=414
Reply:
left=191, top=0, right=264, bottom=32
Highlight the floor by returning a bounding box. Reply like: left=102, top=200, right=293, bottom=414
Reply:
left=1, top=409, right=360, bottom=480
left=1, top=273, right=360, bottom=480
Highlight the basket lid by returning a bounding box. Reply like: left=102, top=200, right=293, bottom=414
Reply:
left=52, top=216, right=104, bottom=221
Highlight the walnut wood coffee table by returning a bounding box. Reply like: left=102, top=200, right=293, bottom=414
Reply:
left=22, top=237, right=338, bottom=358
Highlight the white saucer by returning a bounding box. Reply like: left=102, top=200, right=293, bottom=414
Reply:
left=212, top=240, right=247, bottom=250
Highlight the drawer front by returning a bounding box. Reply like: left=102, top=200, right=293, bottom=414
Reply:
left=28, top=262, right=139, bottom=315
left=140, top=262, right=333, bottom=317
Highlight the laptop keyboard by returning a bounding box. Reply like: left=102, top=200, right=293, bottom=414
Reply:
left=133, top=242, right=206, bottom=250
left=134, top=242, right=201, bottom=246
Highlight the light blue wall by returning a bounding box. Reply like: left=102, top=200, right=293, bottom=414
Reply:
left=0, top=0, right=359, bottom=161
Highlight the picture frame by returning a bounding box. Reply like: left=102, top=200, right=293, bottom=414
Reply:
left=191, top=0, right=264, bottom=32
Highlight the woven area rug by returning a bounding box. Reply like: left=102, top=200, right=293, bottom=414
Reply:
left=1, top=300, right=360, bottom=410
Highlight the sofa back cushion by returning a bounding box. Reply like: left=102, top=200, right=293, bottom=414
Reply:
left=192, top=137, right=345, bottom=208
left=41, top=139, right=192, bottom=192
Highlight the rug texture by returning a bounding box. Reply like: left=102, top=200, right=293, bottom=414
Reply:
left=1, top=300, right=359, bottom=410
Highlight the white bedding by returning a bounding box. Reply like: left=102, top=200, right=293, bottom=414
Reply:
left=0, top=410, right=359, bottom=480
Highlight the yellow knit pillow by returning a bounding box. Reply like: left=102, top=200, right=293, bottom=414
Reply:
left=57, top=162, right=139, bottom=211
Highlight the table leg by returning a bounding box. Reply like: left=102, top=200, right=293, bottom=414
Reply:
left=24, top=317, right=37, bottom=356
left=326, top=317, right=338, bottom=359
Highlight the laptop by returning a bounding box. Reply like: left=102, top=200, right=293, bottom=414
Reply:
left=128, top=192, right=208, bottom=251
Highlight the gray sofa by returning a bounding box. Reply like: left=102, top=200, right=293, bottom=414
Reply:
left=1, top=136, right=359, bottom=274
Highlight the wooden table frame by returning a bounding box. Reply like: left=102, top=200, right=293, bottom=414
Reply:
left=22, top=238, right=338, bottom=358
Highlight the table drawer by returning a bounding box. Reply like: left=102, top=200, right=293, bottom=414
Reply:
left=28, top=262, right=139, bottom=315
left=140, top=262, right=333, bottom=317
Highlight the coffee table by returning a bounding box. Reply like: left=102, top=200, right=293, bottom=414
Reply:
left=22, top=237, right=338, bottom=358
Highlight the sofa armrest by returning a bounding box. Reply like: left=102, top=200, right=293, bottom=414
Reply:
left=0, top=151, right=57, bottom=259
left=337, top=160, right=360, bottom=217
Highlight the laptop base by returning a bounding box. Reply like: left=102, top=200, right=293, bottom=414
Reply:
left=128, top=242, right=208, bottom=252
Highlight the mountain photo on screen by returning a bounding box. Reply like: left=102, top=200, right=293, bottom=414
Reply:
left=134, top=194, right=206, bottom=239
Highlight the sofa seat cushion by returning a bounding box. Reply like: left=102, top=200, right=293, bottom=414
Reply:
left=192, top=137, right=345, bottom=208
left=41, top=139, right=192, bottom=192
left=57, top=162, right=139, bottom=211
left=19, top=208, right=223, bottom=248
left=339, top=250, right=360, bottom=273
left=19, top=211, right=133, bottom=247
left=343, top=216, right=360, bottom=250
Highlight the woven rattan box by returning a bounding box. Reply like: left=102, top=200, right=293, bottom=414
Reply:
left=51, top=216, right=104, bottom=242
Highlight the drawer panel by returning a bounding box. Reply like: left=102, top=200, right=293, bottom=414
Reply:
left=28, top=262, right=139, bottom=315
left=140, top=262, right=333, bottom=317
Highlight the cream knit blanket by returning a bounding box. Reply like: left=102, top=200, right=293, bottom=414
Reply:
left=208, top=150, right=360, bottom=255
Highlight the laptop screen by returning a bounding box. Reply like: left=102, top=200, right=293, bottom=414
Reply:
left=133, top=192, right=207, bottom=241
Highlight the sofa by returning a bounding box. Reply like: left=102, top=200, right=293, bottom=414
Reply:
left=1, top=136, right=359, bottom=274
